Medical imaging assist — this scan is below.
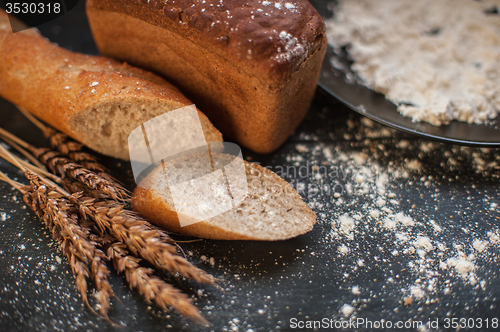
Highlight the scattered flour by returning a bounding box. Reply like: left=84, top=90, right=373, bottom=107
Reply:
left=472, top=239, right=488, bottom=252
left=340, top=304, right=355, bottom=317
left=446, top=253, right=476, bottom=277
left=336, top=213, right=355, bottom=240
left=410, top=286, right=425, bottom=300
left=326, top=0, right=500, bottom=125
left=414, top=237, right=434, bottom=253
left=312, top=117, right=500, bottom=313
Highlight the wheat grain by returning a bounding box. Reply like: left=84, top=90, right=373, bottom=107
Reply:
left=44, top=127, right=110, bottom=173
left=0, top=140, right=215, bottom=324
left=63, top=192, right=216, bottom=285
left=17, top=106, right=109, bottom=174
left=27, top=147, right=130, bottom=202
left=108, top=242, right=207, bottom=325
left=22, top=172, right=116, bottom=321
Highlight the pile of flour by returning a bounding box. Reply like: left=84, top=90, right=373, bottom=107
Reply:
left=325, top=0, right=500, bottom=126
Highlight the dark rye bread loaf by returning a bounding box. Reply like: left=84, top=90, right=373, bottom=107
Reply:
left=0, top=10, right=222, bottom=160
left=86, top=0, right=327, bottom=153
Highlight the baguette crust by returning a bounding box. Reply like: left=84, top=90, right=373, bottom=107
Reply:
left=86, top=0, right=327, bottom=153
left=132, top=186, right=262, bottom=240
left=0, top=10, right=222, bottom=160
left=131, top=155, right=316, bottom=241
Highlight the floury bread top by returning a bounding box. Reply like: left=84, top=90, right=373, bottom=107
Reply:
left=87, top=0, right=326, bottom=80
left=87, top=0, right=326, bottom=153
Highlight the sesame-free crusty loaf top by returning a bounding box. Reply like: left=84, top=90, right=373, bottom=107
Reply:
left=87, top=0, right=327, bottom=153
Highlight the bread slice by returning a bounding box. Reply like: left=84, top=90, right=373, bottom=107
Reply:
left=0, top=10, right=222, bottom=160
left=131, top=153, right=316, bottom=241
left=86, top=0, right=327, bottom=154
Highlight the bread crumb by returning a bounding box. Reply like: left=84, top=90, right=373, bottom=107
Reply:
left=488, top=231, right=499, bottom=244
left=0, top=212, right=8, bottom=221
left=369, top=209, right=380, bottom=219
left=429, top=220, right=442, bottom=232
left=295, top=144, right=307, bottom=153
left=338, top=244, right=350, bottom=255
left=403, top=297, right=413, bottom=306
left=338, top=214, right=355, bottom=239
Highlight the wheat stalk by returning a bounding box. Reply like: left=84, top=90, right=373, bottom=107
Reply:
left=25, top=172, right=117, bottom=323
left=0, top=127, right=129, bottom=202
left=108, top=242, right=208, bottom=324
left=0, top=142, right=216, bottom=324
left=0, top=171, right=107, bottom=319
left=0, top=135, right=46, bottom=170
left=0, top=144, right=117, bottom=322
left=17, top=106, right=110, bottom=174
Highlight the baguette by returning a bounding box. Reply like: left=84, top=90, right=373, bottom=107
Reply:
left=131, top=152, right=316, bottom=241
left=86, top=0, right=327, bottom=154
left=0, top=10, right=222, bottom=160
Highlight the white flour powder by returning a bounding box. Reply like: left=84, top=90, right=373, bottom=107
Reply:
left=298, top=116, right=500, bottom=317
left=325, top=0, right=500, bottom=125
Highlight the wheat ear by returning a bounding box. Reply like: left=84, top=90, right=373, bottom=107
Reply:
left=63, top=192, right=217, bottom=285
left=86, top=219, right=208, bottom=324
left=0, top=128, right=130, bottom=202
left=0, top=146, right=117, bottom=322
left=29, top=173, right=118, bottom=323
left=0, top=171, right=96, bottom=316
left=0, top=137, right=217, bottom=324
left=108, top=242, right=208, bottom=325
left=17, top=106, right=110, bottom=174
left=0, top=139, right=209, bottom=284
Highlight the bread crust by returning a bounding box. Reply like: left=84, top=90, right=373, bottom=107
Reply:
left=0, top=10, right=222, bottom=160
left=132, top=186, right=262, bottom=240
left=131, top=157, right=316, bottom=241
left=86, top=0, right=327, bottom=153
left=87, top=0, right=325, bottom=78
